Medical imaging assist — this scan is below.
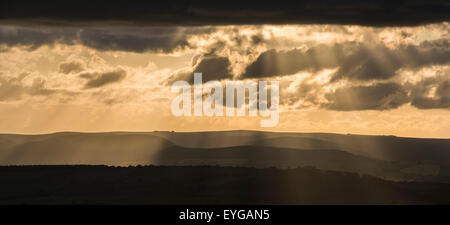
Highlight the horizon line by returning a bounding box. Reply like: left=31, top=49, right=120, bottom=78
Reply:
left=1, top=129, right=449, bottom=140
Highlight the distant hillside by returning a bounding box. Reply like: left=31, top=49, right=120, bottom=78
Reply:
left=155, top=145, right=443, bottom=182
left=0, top=132, right=172, bottom=165
left=1, top=165, right=449, bottom=204
left=152, top=130, right=450, bottom=163
left=0, top=131, right=449, bottom=183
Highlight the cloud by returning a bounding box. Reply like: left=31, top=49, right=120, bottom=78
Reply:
left=0, top=26, right=77, bottom=50
left=332, top=41, right=450, bottom=81
left=0, top=1, right=448, bottom=26
left=409, top=75, right=450, bottom=109
left=191, top=56, right=232, bottom=82
left=59, top=61, right=85, bottom=74
left=322, top=83, right=409, bottom=111
left=242, top=40, right=450, bottom=81
left=77, top=27, right=195, bottom=53
left=279, top=80, right=322, bottom=109
left=27, top=78, right=57, bottom=96
left=0, top=73, right=26, bottom=101
left=242, top=44, right=344, bottom=78
left=167, top=55, right=233, bottom=84
left=80, top=68, right=127, bottom=89
left=0, top=26, right=214, bottom=53
left=0, top=72, right=68, bottom=101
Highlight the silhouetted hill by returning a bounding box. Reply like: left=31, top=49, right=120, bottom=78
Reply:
left=0, top=165, right=449, bottom=205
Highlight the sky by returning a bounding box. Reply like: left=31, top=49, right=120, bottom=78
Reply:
left=0, top=1, right=449, bottom=138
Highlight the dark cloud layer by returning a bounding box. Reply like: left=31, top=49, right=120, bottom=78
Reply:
left=77, top=28, right=197, bottom=53
left=0, top=27, right=77, bottom=51
left=0, top=0, right=448, bottom=26
left=242, top=40, right=450, bottom=81
left=0, top=26, right=213, bottom=53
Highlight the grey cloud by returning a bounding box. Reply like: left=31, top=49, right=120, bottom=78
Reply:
left=59, top=61, right=85, bottom=74
left=0, top=26, right=214, bottom=53
left=322, top=83, right=409, bottom=111
left=280, top=75, right=450, bottom=111
left=242, top=44, right=345, bottom=78
left=77, top=27, right=198, bottom=53
left=80, top=68, right=127, bottom=89
left=409, top=76, right=450, bottom=109
left=242, top=40, right=450, bottom=81
left=167, top=56, right=233, bottom=84
left=0, top=27, right=77, bottom=50
left=411, top=97, right=450, bottom=109
left=191, top=56, right=232, bottom=83
left=333, top=42, right=450, bottom=81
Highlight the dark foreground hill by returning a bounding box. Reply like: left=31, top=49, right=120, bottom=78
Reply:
left=1, top=165, right=449, bottom=204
